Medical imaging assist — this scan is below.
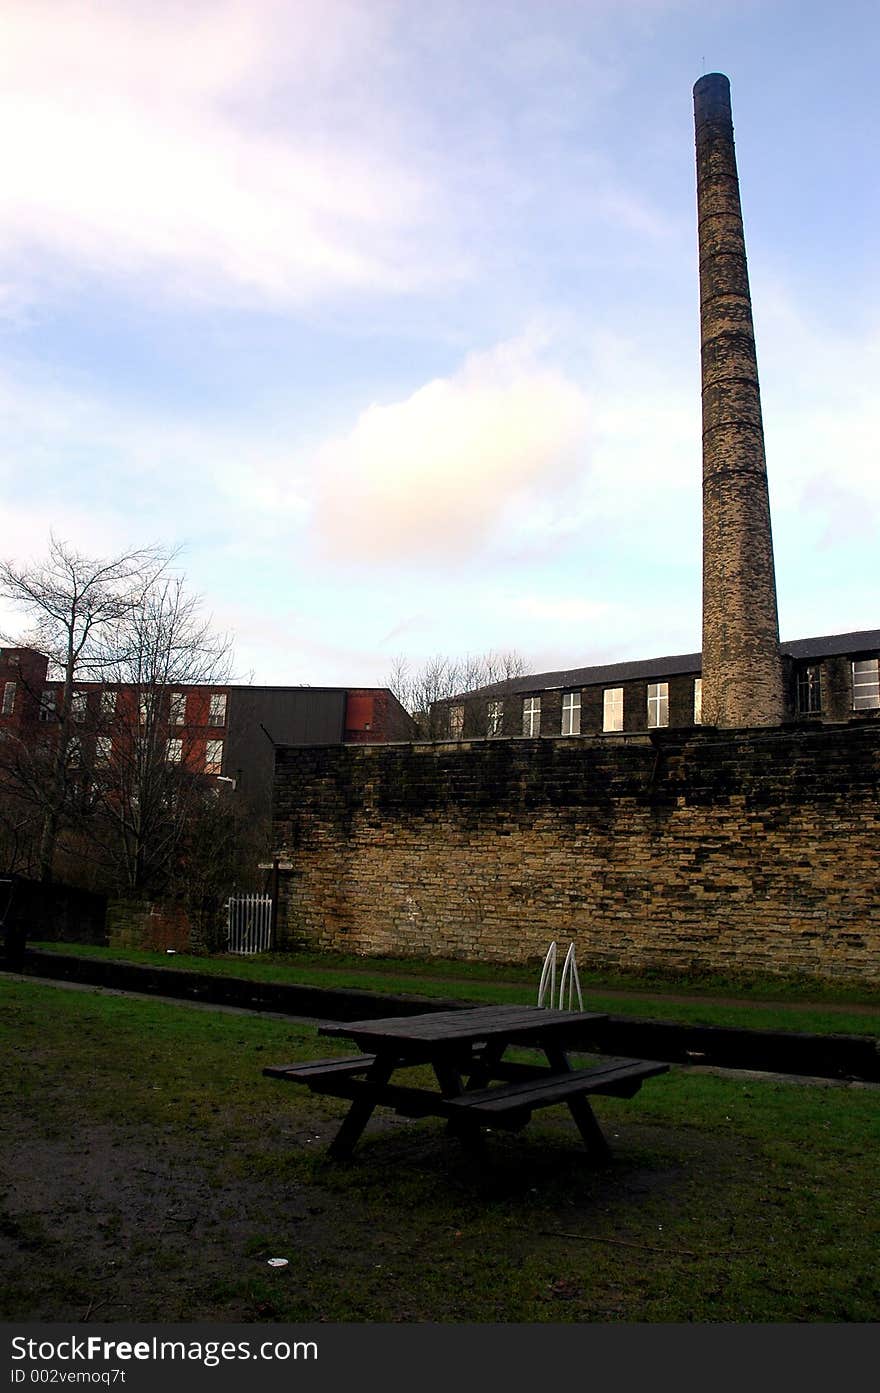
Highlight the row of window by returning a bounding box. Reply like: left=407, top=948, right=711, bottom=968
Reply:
left=167, top=738, right=224, bottom=772
left=66, top=736, right=224, bottom=774
left=524, top=681, right=687, bottom=736
left=448, top=659, right=880, bottom=738
left=795, top=659, right=880, bottom=714
left=449, top=680, right=696, bottom=740
left=34, top=689, right=228, bottom=726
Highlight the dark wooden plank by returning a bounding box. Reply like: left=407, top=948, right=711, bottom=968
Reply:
left=446, top=1060, right=669, bottom=1116
left=314, top=1061, right=669, bottom=1119
left=292, top=1077, right=547, bottom=1126
left=263, top=1054, right=377, bottom=1082
left=319, top=1005, right=607, bottom=1050
left=320, top=1005, right=585, bottom=1038
left=286, top=1076, right=447, bottom=1116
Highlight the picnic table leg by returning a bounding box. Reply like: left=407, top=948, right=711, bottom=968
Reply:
left=565, top=1095, right=611, bottom=1162
left=433, top=1059, right=485, bottom=1152
left=326, top=1053, right=396, bottom=1161
left=542, top=1042, right=611, bottom=1164
left=462, top=1040, right=506, bottom=1090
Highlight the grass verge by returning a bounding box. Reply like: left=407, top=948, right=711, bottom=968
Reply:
left=26, top=940, right=880, bottom=1038
left=2, top=977, right=879, bottom=1322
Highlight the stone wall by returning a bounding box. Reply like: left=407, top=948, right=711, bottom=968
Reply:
left=107, top=900, right=195, bottom=953
left=273, top=724, right=880, bottom=982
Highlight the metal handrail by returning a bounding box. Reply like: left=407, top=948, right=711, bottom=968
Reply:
left=538, top=939, right=583, bottom=1010
left=537, top=940, right=557, bottom=1007
left=559, top=941, right=584, bottom=1011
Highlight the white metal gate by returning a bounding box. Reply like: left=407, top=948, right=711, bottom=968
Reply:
left=226, top=894, right=273, bottom=954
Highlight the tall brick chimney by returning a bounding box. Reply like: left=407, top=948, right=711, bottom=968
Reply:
left=694, top=73, right=784, bottom=727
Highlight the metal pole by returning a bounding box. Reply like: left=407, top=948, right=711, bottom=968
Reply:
left=270, top=857, right=280, bottom=951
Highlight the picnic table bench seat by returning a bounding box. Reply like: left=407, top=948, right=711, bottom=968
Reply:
left=264, top=1054, right=667, bottom=1120
left=443, top=1057, right=669, bottom=1125
left=263, top=1055, right=378, bottom=1086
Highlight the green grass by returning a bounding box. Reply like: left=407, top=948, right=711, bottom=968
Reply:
left=30, top=938, right=880, bottom=1001
left=27, top=940, right=880, bottom=1037
left=2, top=977, right=878, bottom=1323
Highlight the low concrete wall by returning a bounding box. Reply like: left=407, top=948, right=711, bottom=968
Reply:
left=17, top=948, right=445, bottom=1023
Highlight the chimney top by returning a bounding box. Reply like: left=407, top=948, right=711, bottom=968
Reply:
left=693, top=72, right=731, bottom=126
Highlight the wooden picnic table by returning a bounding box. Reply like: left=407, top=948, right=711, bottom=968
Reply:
left=264, top=1004, right=669, bottom=1162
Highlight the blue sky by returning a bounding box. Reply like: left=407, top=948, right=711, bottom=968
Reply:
left=1, top=0, right=877, bottom=687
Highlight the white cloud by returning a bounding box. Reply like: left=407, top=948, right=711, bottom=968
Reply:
left=0, top=0, right=449, bottom=306
left=0, top=363, right=304, bottom=568
left=309, top=337, right=591, bottom=562
left=0, top=0, right=690, bottom=314
left=756, top=284, right=880, bottom=535
left=501, top=594, right=612, bottom=624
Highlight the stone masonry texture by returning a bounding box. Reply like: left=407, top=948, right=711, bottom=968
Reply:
left=273, top=727, right=880, bottom=983
left=695, top=73, right=785, bottom=727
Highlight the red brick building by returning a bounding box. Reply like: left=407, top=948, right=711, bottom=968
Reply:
left=0, top=646, right=415, bottom=819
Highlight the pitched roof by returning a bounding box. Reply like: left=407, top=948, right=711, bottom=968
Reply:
left=779, top=629, right=880, bottom=660
left=448, top=629, right=880, bottom=701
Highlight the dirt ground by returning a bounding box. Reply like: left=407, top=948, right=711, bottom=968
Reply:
left=2, top=1088, right=708, bottom=1323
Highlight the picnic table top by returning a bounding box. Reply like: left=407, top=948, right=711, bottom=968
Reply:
left=318, top=1003, right=608, bottom=1051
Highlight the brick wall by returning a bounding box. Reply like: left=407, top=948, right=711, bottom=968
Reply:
left=107, top=900, right=194, bottom=953
left=273, top=725, right=880, bottom=982
left=344, top=690, right=418, bottom=743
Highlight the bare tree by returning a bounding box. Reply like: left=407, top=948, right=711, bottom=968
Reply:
left=171, top=791, right=271, bottom=951
left=0, top=535, right=170, bottom=878
left=88, top=574, right=234, bottom=896
left=388, top=650, right=527, bottom=738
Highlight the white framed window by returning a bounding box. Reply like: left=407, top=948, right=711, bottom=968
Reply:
left=852, top=659, right=880, bottom=711
left=39, top=689, right=57, bottom=722
left=561, top=691, right=581, bottom=736
left=449, top=704, right=464, bottom=739
left=100, top=690, right=117, bottom=718
left=1, top=681, right=16, bottom=716
left=603, top=687, right=623, bottom=732
left=205, top=738, right=224, bottom=775
left=522, top=696, right=541, bottom=737
left=169, top=692, right=187, bottom=725
left=487, top=699, right=503, bottom=738
left=139, top=696, right=152, bottom=725
left=647, top=681, right=669, bottom=729
left=166, top=737, right=183, bottom=763
left=71, top=691, right=88, bottom=722
left=693, top=678, right=703, bottom=725
left=95, top=736, right=113, bottom=765
left=796, top=665, right=821, bottom=715
left=209, top=692, right=227, bottom=725
left=66, top=738, right=81, bottom=768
